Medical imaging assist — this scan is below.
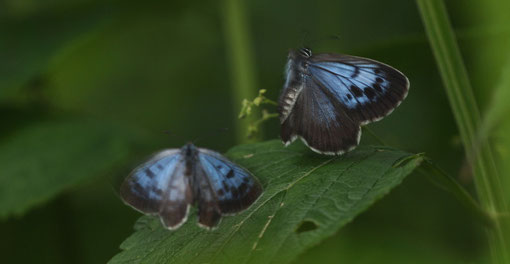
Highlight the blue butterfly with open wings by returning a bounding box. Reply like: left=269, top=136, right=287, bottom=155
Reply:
left=120, top=143, right=262, bottom=230
left=279, top=48, right=410, bottom=155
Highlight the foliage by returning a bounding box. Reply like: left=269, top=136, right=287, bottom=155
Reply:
left=0, top=119, right=131, bottom=218
left=1, top=0, right=508, bottom=263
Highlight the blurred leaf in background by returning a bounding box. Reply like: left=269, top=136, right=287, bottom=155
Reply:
left=0, top=119, right=131, bottom=218
left=0, top=0, right=508, bottom=263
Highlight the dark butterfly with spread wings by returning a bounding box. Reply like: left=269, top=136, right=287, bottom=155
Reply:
left=120, top=143, right=262, bottom=230
left=279, top=48, right=409, bottom=155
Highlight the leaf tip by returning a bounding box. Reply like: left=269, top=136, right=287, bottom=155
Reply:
left=392, top=153, right=425, bottom=168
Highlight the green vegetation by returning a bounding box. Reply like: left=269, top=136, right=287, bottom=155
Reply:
left=1, top=0, right=508, bottom=263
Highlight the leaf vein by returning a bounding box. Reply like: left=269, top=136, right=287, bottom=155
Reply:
left=265, top=151, right=377, bottom=263
left=209, top=156, right=337, bottom=263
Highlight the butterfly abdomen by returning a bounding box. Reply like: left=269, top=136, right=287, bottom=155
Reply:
left=278, top=52, right=311, bottom=123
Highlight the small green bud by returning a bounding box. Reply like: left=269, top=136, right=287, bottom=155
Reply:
left=253, top=97, right=263, bottom=106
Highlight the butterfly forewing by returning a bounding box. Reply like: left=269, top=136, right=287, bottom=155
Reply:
left=197, top=149, right=262, bottom=215
left=120, top=150, right=182, bottom=214
left=309, top=54, right=409, bottom=124
left=120, top=149, right=193, bottom=230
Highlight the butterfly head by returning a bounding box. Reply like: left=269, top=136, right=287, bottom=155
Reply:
left=288, top=47, right=312, bottom=60
left=287, top=48, right=312, bottom=75
left=182, top=143, right=198, bottom=157
left=298, top=47, right=312, bottom=58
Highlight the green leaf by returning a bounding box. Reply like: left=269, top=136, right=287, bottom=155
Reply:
left=0, top=5, right=108, bottom=102
left=0, top=119, right=131, bottom=218
left=109, top=140, right=423, bottom=264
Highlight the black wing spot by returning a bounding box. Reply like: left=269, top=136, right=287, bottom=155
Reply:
left=350, top=67, right=360, bottom=78
left=217, top=188, right=225, bottom=196
left=350, top=85, right=364, bottom=97
left=222, top=181, right=230, bottom=192
left=226, top=169, right=235, bottom=178
left=375, top=77, right=384, bottom=83
left=132, top=182, right=162, bottom=198
left=364, top=87, right=376, bottom=99
left=374, top=68, right=381, bottom=74
left=156, top=164, right=164, bottom=170
left=373, top=83, right=383, bottom=92
left=346, top=93, right=353, bottom=100
left=145, top=169, right=156, bottom=179
left=131, top=182, right=146, bottom=195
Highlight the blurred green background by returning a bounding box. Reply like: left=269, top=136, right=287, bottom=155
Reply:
left=1, top=0, right=509, bottom=263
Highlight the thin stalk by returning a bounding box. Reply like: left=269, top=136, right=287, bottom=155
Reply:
left=419, top=160, right=493, bottom=226
left=222, top=0, right=258, bottom=143
left=416, top=0, right=509, bottom=263
left=363, top=127, right=491, bottom=225
left=478, top=54, right=510, bottom=144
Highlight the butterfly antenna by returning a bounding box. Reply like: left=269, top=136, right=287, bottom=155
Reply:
left=193, top=127, right=229, bottom=145
left=303, top=33, right=343, bottom=51
left=163, top=130, right=188, bottom=143
left=109, top=169, right=128, bottom=199
left=329, top=34, right=342, bottom=41
left=300, top=30, right=310, bottom=48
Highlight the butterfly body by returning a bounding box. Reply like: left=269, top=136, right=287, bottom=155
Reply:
left=279, top=48, right=409, bottom=155
left=120, top=143, right=262, bottom=230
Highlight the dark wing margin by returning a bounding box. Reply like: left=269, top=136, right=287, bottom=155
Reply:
left=281, top=74, right=361, bottom=155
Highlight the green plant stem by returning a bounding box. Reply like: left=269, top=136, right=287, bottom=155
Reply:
left=251, top=112, right=278, bottom=129
left=416, top=0, right=509, bottom=263
left=363, top=127, right=491, bottom=225
left=479, top=54, right=510, bottom=144
left=222, top=0, right=257, bottom=143
left=419, top=160, right=493, bottom=226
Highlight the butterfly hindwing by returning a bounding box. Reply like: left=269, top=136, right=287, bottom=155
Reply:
left=158, top=159, right=193, bottom=229
left=281, top=74, right=361, bottom=154
left=193, top=153, right=222, bottom=228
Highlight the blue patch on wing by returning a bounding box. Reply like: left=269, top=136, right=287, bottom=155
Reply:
left=309, top=61, right=390, bottom=109
left=120, top=150, right=181, bottom=213
left=198, top=152, right=255, bottom=202
left=304, top=75, right=338, bottom=129
left=121, top=145, right=262, bottom=230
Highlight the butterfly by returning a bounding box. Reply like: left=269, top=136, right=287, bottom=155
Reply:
left=279, top=48, right=409, bottom=155
left=120, top=143, right=262, bottom=230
